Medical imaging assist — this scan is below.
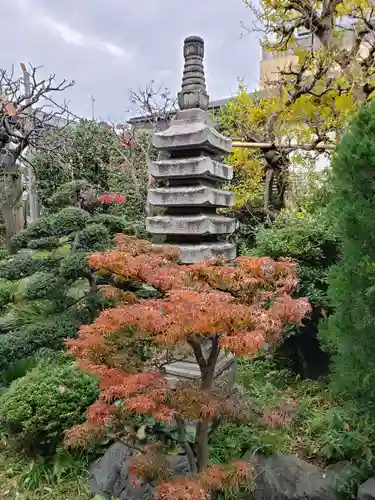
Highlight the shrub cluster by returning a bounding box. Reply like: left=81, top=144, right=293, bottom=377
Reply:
left=0, top=360, right=99, bottom=455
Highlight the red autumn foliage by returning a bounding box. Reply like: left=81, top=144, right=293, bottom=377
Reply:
left=65, top=234, right=311, bottom=499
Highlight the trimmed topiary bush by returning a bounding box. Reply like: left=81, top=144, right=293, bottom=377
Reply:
left=0, top=360, right=99, bottom=455
left=0, top=314, right=79, bottom=371
left=0, top=180, right=133, bottom=374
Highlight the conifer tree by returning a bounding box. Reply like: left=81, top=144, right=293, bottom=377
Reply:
left=320, top=98, right=375, bottom=403
left=65, top=235, right=311, bottom=499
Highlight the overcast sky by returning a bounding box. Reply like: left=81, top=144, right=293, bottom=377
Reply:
left=1, top=0, right=260, bottom=122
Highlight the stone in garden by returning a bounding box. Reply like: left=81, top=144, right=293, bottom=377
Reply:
left=88, top=441, right=190, bottom=500
left=358, top=477, right=375, bottom=500
left=243, top=452, right=342, bottom=500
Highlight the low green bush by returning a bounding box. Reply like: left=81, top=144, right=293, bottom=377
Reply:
left=245, top=209, right=339, bottom=378
left=0, top=361, right=99, bottom=456
left=211, top=359, right=375, bottom=473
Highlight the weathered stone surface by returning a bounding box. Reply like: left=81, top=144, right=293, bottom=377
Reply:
left=149, top=156, right=233, bottom=181
left=325, top=461, right=360, bottom=494
left=88, top=441, right=132, bottom=499
left=148, top=185, right=233, bottom=208
left=152, top=108, right=232, bottom=155
left=243, top=452, right=341, bottom=500
left=89, top=441, right=190, bottom=500
left=165, top=352, right=236, bottom=388
left=146, top=214, right=236, bottom=235
left=155, top=241, right=236, bottom=264
left=177, top=35, right=209, bottom=111
left=358, top=477, right=375, bottom=500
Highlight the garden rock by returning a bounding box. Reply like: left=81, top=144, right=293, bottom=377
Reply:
left=358, top=477, right=375, bottom=500
left=243, top=452, right=341, bottom=500
left=88, top=441, right=190, bottom=500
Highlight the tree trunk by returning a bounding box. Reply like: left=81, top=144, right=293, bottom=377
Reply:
left=1, top=204, right=17, bottom=254
left=0, top=150, right=25, bottom=254
left=194, top=337, right=220, bottom=472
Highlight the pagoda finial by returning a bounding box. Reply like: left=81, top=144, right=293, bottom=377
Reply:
left=178, top=35, right=210, bottom=111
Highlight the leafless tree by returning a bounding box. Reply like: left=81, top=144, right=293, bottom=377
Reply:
left=0, top=63, right=74, bottom=253
left=127, top=81, right=177, bottom=216
left=128, top=80, right=177, bottom=127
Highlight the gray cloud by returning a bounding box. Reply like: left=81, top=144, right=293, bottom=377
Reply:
left=1, top=0, right=259, bottom=121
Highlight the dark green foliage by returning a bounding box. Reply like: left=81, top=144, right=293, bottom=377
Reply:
left=320, top=99, right=375, bottom=404
left=93, top=213, right=133, bottom=233
left=210, top=359, right=375, bottom=499
left=0, top=360, right=99, bottom=455
left=1, top=349, right=62, bottom=386
left=0, top=181, right=138, bottom=372
left=0, top=278, right=12, bottom=304
left=51, top=207, right=91, bottom=236
left=252, top=209, right=338, bottom=307
left=24, top=272, right=67, bottom=301
left=48, top=179, right=92, bottom=211
left=27, top=236, right=60, bottom=250
left=77, top=223, right=111, bottom=251
left=0, top=314, right=79, bottom=371
left=11, top=218, right=54, bottom=250
left=248, top=209, right=339, bottom=378
left=0, top=254, right=57, bottom=280
left=93, top=213, right=147, bottom=238
left=59, top=253, right=89, bottom=281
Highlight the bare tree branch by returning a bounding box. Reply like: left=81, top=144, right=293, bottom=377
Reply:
left=0, top=63, right=74, bottom=253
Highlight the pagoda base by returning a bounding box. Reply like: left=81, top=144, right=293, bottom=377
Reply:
left=153, top=242, right=236, bottom=264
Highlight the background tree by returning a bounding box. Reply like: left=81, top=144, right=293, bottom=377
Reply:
left=128, top=80, right=177, bottom=216
left=219, top=0, right=374, bottom=217
left=32, top=120, right=116, bottom=208
left=320, top=97, right=375, bottom=406
left=0, top=63, right=74, bottom=253
left=64, top=234, right=311, bottom=499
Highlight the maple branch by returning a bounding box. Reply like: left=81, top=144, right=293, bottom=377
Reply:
left=175, top=415, right=197, bottom=474
left=188, top=338, right=207, bottom=374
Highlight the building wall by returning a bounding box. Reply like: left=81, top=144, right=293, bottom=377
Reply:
left=260, top=29, right=356, bottom=89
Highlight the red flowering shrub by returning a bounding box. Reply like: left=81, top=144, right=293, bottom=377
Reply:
left=96, top=193, right=127, bottom=205
left=65, top=234, right=311, bottom=499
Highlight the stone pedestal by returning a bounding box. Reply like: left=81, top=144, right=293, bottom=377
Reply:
left=147, top=35, right=236, bottom=387
left=165, top=352, right=237, bottom=390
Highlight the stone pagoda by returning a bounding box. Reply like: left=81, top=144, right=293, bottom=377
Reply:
left=146, top=36, right=236, bottom=388
left=146, top=35, right=236, bottom=264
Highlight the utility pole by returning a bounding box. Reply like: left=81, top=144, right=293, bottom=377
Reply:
left=90, top=95, right=96, bottom=121
left=21, top=63, right=38, bottom=225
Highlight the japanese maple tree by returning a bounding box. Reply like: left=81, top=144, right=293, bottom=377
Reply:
left=65, top=234, right=310, bottom=499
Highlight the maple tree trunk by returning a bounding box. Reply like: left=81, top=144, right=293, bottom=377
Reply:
left=194, top=337, right=220, bottom=472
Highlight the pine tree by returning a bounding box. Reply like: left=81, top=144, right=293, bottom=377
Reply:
left=64, top=235, right=311, bottom=499
left=320, top=98, right=375, bottom=404
left=0, top=180, right=133, bottom=374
